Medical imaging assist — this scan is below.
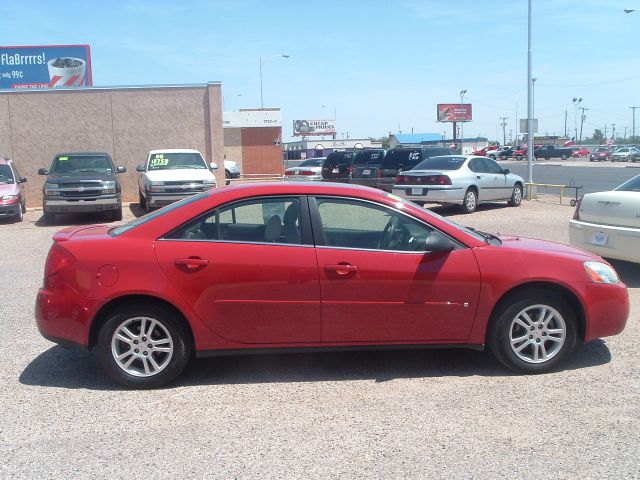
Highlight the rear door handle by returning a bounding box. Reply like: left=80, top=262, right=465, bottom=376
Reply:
left=324, top=264, right=359, bottom=275
left=175, top=257, right=209, bottom=269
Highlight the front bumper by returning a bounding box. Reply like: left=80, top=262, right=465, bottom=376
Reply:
left=44, top=196, right=121, bottom=213
left=392, top=186, right=465, bottom=204
left=147, top=192, right=203, bottom=207
left=0, top=203, right=21, bottom=217
left=569, top=220, right=640, bottom=264
left=582, top=282, right=629, bottom=341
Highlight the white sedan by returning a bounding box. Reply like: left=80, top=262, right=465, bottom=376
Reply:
left=284, top=157, right=326, bottom=181
left=569, top=174, right=640, bottom=263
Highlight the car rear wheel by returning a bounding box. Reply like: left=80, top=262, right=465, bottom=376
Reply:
left=225, top=170, right=231, bottom=186
left=508, top=184, right=523, bottom=207
left=488, top=289, right=577, bottom=373
left=111, top=208, right=123, bottom=221
left=97, top=303, right=192, bottom=389
left=516, top=155, right=523, bottom=161
left=560, top=154, right=568, bottom=160
left=460, top=188, right=477, bottom=214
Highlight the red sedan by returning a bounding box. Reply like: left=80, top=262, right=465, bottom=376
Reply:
left=36, top=183, right=629, bottom=388
left=572, top=148, right=591, bottom=158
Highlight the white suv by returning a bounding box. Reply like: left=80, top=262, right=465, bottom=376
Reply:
left=137, top=149, right=218, bottom=211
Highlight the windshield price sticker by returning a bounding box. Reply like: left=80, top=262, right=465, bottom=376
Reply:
left=150, top=154, right=169, bottom=167
left=58, top=156, right=68, bottom=161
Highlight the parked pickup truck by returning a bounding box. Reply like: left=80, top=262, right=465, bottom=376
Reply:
left=534, top=145, right=574, bottom=160
left=137, top=149, right=218, bottom=211
left=38, top=152, right=126, bottom=224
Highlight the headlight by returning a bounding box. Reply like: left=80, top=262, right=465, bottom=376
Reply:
left=103, top=180, right=116, bottom=194
left=44, top=183, right=60, bottom=196
left=203, top=178, right=216, bottom=188
left=584, top=261, right=619, bottom=284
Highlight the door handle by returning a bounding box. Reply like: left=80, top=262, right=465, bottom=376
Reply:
left=175, top=257, right=209, bottom=269
left=476, top=175, right=481, bottom=179
left=325, top=264, right=359, bottom=275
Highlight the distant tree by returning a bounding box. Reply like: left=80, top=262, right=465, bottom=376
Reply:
left=370, top=136, right=391, bottom=149
left=592, top=129, right=604, bottom=144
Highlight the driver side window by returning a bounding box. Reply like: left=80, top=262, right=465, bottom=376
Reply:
left=315, top=198, right=436, bottom=252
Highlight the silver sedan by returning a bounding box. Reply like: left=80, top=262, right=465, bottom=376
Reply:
left=284, top=157, right=326, bottom=181
left=391, top=155, right=525, bottom=213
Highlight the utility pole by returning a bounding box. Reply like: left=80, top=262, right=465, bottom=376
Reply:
left=604, top=124, right=607, bottom=140
left=500, top=117, right=508, bottom=145
left=630, top=106, right=638, bottom=143
left=611, top=123, right=616, bottom=142
left=579, top=107, right=589, bottom=143
left=564, top=110, right=568, bottom=137
left=624, top=127, right=628, bottom=143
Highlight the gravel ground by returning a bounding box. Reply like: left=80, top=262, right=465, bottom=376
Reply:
left=0, top=198, right=638, bottom=479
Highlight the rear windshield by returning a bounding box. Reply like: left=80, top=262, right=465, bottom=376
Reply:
left=50, top=154, right=113, bottom=174
left=323, top=151, right=357, bottom=169
left=353, top=150, right=385, bottom=166
left=0, top=164, right=15, bottom=183
left=298, top=158, right=325, bottom=167
left=414, top=156, right=466, bottom=170
left=615, top=175, right=640, bottom=192
left=148, top=152, right=207, bottom=171
left=381, top=149, right=421, bottom=169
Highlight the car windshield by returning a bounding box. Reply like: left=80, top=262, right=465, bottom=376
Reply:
left=110, top=191, right=209, bottom=236
left=414, top=156, right=465, bottom=170
left=323, top=151, right=357, bottom=168
left=0, top=164, right=15, bottom=183
left=298, top=158, right=325, bottom=167
left=595, top=148, right=607, bottom=153
left=616, top=148, right=629, bottom=153
left=147, top=152, right=207, bottom=170
left=50, top=155, right=113, bottom=174
left=615, top=175, right=640, bottom=192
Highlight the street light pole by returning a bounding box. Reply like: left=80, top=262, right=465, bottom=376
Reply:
left=526, top=0, right=534, bottom=184
left=459, top=89, right=467, bottom=153
left=630, top=106, right=638, bottom=143
left=259, top=54, right=290, bottom=109
left=572, top=97, right=582, bottom=142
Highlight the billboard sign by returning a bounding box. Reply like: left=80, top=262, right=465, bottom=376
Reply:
left=223, top=109, right=282, bottom=128
left=293, top=119, right=336, bottom=136
left=437, top=103, right=472, bottom=122
left=0, top=45, right=92, bottom=89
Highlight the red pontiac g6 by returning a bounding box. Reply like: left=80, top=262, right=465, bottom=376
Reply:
left=36, top=183, right=629, bottom=388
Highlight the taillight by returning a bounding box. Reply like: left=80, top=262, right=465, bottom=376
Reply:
left=436, top=175, right=452, bottom=185
left=348, top=166, right=353, bottom=176
left=396, top=175, right=406, bottom=184
left=572, top=196, right=583, bottom=220
left=300, top=170, right=314, bottom=176
left=285, top=170, right=294, bottom=176
left=44, top=242, right=76, bottom=278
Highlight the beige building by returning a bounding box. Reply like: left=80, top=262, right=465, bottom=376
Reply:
left=0, top=82, right=224, bottom=206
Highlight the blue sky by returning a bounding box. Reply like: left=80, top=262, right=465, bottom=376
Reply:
left=3, top=0, right=639, bottom=142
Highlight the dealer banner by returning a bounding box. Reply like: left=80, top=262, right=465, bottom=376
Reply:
left=0, top=45, right=93, bottom=89
left=437, top=104, right=472, bottom=122
left=293, top=119, right=336, bottom=136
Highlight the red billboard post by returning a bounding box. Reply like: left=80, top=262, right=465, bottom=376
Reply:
left=437, top=104, right=472, bottom=148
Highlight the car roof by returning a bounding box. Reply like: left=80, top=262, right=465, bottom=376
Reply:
left=55, top=152, right=110, bottom=156
left=148, top=149, right=202, bottom=154
left=0, top=157, right=11, bottom=165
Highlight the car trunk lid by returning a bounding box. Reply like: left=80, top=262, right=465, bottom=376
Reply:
left=578, top=191, right=640, bottom=228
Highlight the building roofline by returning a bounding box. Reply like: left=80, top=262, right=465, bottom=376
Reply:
left=0, top=81, right=221, bottom=94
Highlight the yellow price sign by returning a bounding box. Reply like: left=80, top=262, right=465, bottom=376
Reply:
left=58, top=156, right=69, bottom=161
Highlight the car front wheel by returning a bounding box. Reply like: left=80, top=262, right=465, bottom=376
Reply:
left=97, top=303, right=192, bottom=389
left=508, top=184, right=523, bottom=207
left=460, top=188, right=477, bottom=214
left=488, top=289, right=577, bottom=373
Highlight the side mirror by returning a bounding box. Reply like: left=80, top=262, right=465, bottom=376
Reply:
left=116, top=166, right=127, bottom=174
left=502, top=168, right=510, bottom=174
left=424, top=231, right=456, bottom=252
left=209, top=162, right=219, bottom=170
left=18, top=176, right=27, bottom=183
left=37, top=168, right=48, bottom=175
left=136, top=164, right=146, bottom=172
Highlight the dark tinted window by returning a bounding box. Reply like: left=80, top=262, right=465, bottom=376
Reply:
left=615, top=175, right=640, bottom=192
left=414, top=156, right=465, bottom=170
left=353, top=149, right=385, bottom=166
left=469, top=158, right=488, bottom=173
left=381, top=149, right=422, bottom=170
left=484, top=158, right=505, bottom=173
left=323, top=151, right=357, bottom=169
left=50, top=154, right=113, bottom=174
left=0, top=164, right=15, bottom=183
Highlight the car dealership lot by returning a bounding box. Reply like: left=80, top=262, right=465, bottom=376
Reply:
left=1, top=199, right=639, bottom=478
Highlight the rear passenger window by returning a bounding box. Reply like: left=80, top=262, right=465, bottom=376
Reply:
left=166, top=197, right=304, bottom=245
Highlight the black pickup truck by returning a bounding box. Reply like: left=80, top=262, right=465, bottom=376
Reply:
left=534, top=145, right=574, bottom=160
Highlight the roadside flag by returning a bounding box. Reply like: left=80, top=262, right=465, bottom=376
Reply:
left=606, top=137, right=614, bottom=146
left=564, top=139, right=574, bottom=147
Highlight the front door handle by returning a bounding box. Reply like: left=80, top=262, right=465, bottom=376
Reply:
left=175, top=257, right=209, bottom=269
left=325, top=264, right=359, bottom=275
left=476, top=175, right=481, bottom=179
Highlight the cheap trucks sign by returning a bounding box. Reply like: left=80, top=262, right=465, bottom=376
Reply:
left=0, top=45, right=93, bottom=89
left=293, top=119, right=336, bottom=137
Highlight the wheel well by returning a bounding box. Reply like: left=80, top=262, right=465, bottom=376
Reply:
left=486, top=282, right=586, bottom=341
left=89, top=295, right=194, bottom=350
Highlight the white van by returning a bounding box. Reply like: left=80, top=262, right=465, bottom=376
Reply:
left=137, top=149, right=218, bottom=211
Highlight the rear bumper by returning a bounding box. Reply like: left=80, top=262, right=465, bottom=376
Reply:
left=350, top=178, right=393, bottom=191
left=284, top=175, right=323, bottom=182
left=44, top=196, right=121, bottom=213
left=392, top=186, right=465, bottom=204
left=569, top=220, right=640, bottom=264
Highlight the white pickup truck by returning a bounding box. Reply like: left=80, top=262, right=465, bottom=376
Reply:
left=137, top=149, right=219, bottom=211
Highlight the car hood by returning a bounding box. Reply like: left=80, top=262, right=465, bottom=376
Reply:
left=497, top=235, right=599, bottom=260
left=46, top=172, right=117, bottom=184
left=144, top=169, right=216, bottom=182
left=0, top=183, right=19, bottom=195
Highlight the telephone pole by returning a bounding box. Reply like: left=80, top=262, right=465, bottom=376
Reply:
left=500, top=117, right=508, bottom=145
left=611, top=123, right=616, bottom=142
left=564, top=110, right=568, bottom=137
left=630, top=106, right=638, bottom=143
left=579, top=107, right=589, bottom=143
left=624, top=127, right=628, bottom=143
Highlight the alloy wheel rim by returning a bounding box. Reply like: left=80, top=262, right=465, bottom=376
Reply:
left=111, top=316, right=174, bottom=377
left=509, top=304, right=566, bottom=364
left=466, top=192, right=476, bottom=210
left=514, top=187, right=522, bottom=204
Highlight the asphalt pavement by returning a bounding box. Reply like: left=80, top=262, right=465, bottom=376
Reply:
left=1, top=199, right=639, bottom=479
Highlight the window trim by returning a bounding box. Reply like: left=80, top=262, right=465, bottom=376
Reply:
left=307, top=195, right=465, bottom=253
left=159, top=195, right=314, bottom=247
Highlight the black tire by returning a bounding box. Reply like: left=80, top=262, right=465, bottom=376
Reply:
left=14, top=204, right=24, bottom=222
left=138, top=190, right=147, bottom=209
left=21, top=200, right=26, bottom=214
left=487, top=289, right=577, bottom=373
left=43, top=210, right=55, bottom=225
left=508, top=184, right=523, bottom=207
left=97, top=303, right=192, bottom=389
left=545, top=157, right=551, bottom=160
left=225, top=170, right=231, bottom=186
left=111, top=208, right=123, bottom=222
left=516, top=155, right=523, bottom=161
left=560, top=154, right=568, bottom=160
left=460, top=188, right=477, bottom=214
